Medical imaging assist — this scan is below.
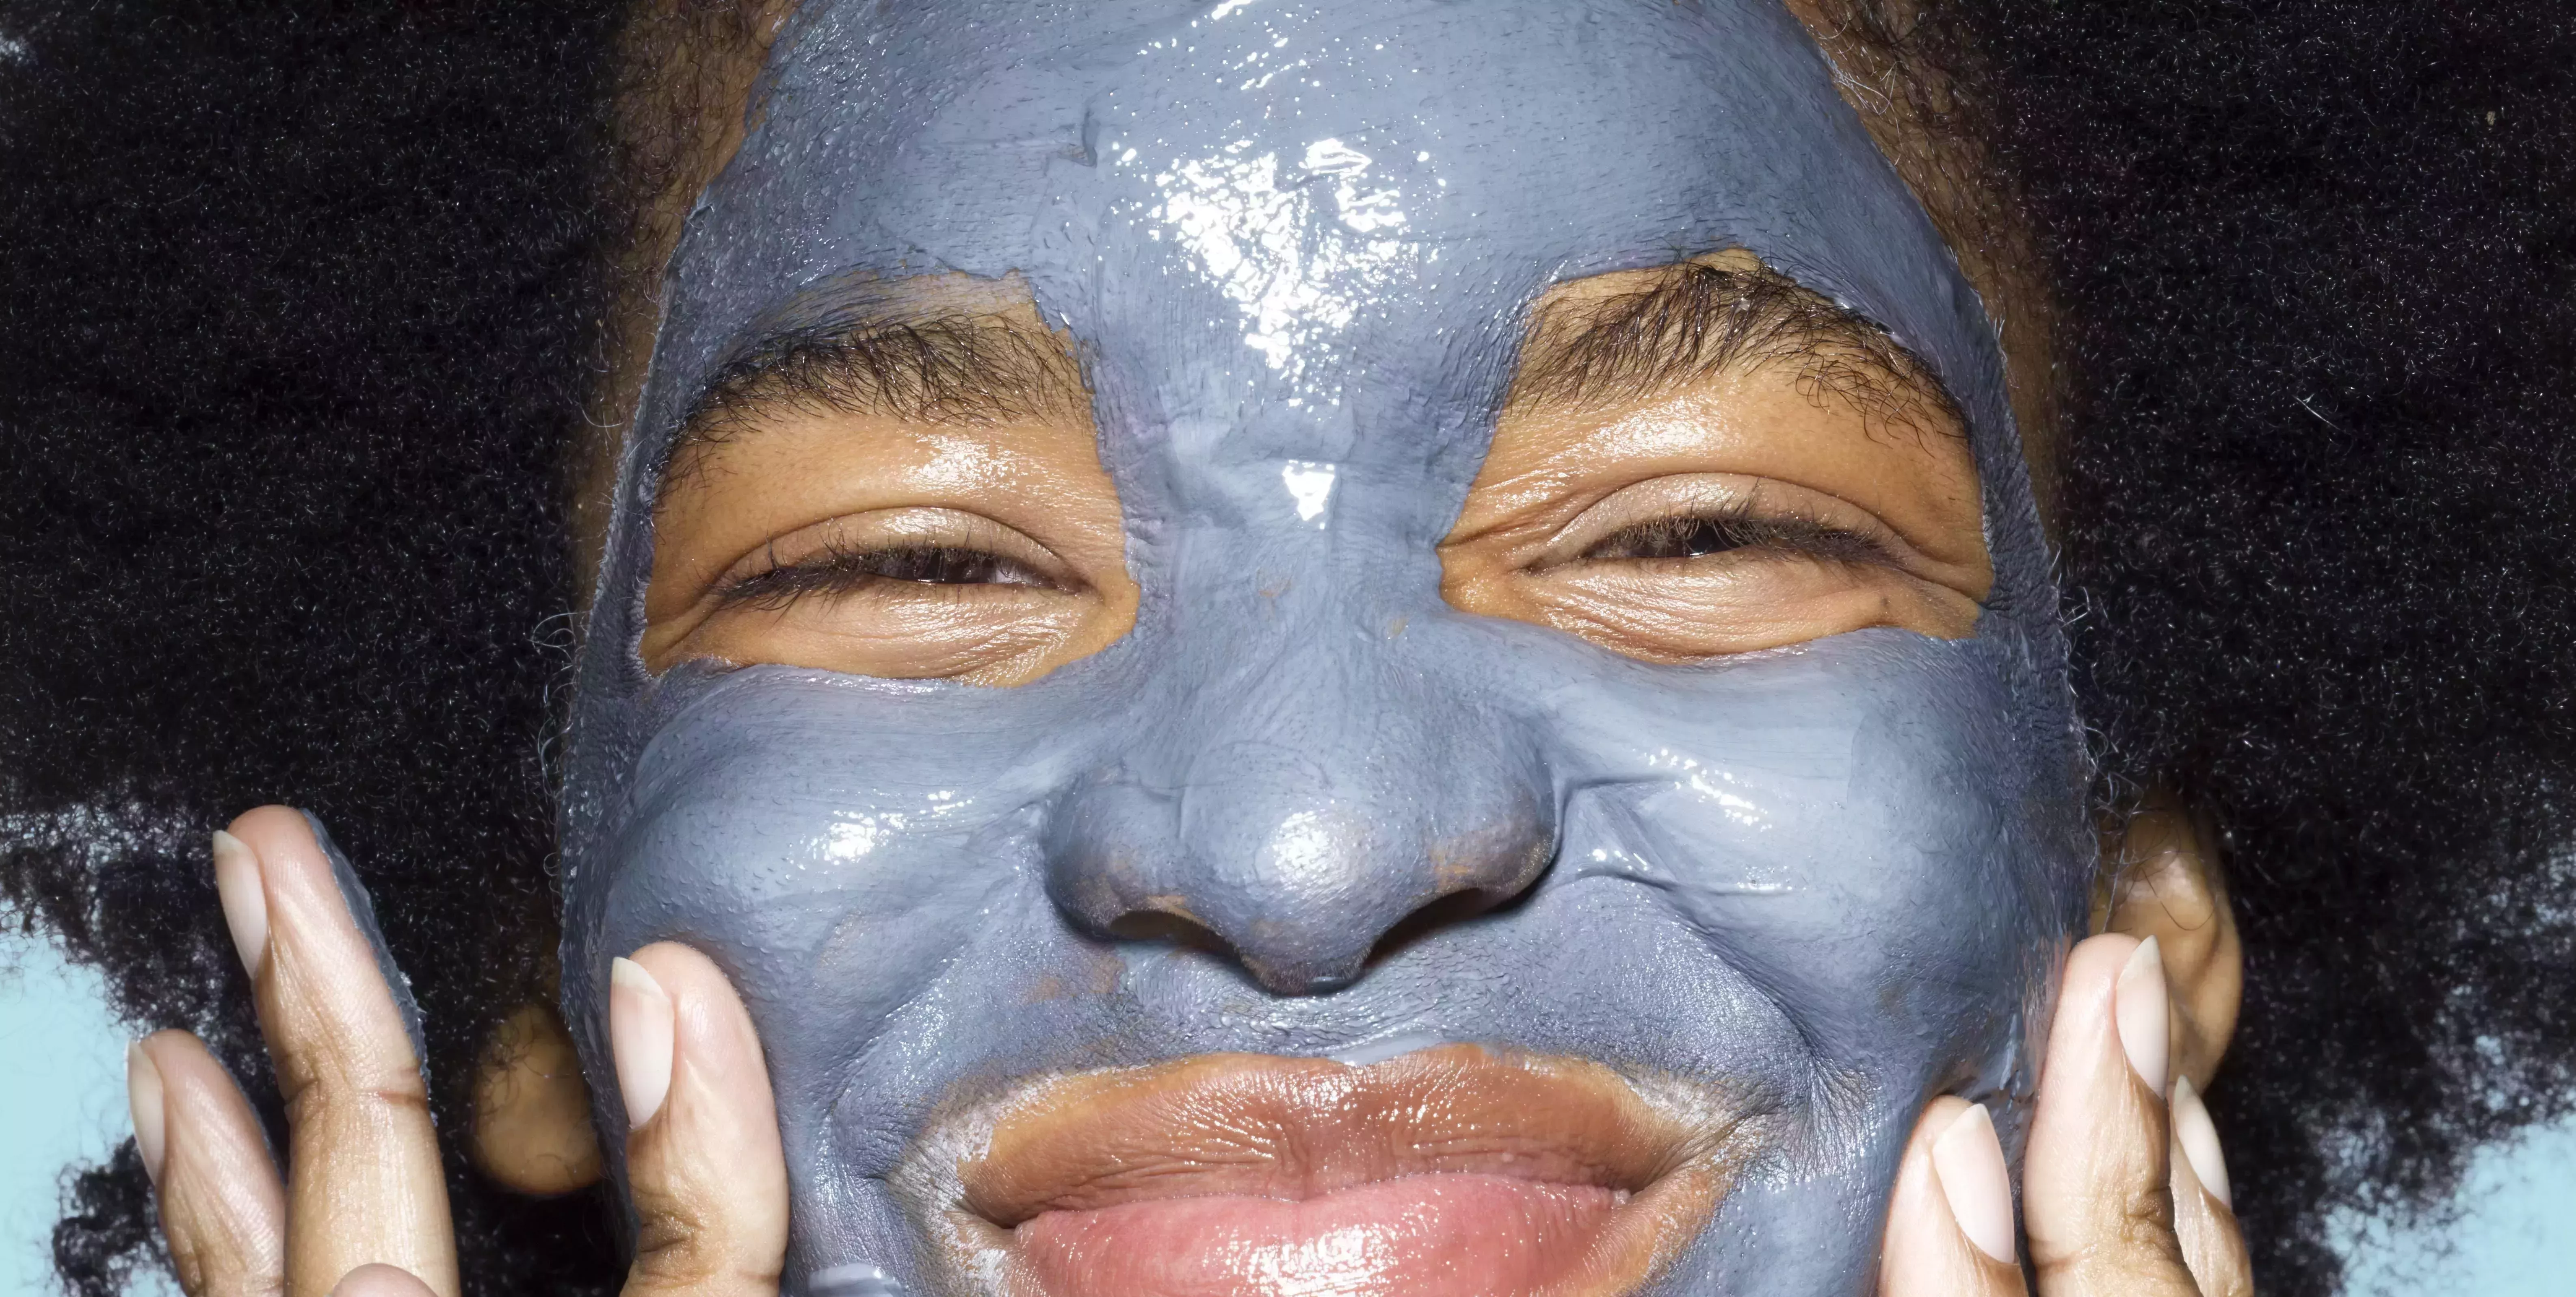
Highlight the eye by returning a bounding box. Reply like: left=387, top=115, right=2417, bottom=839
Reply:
left=1443, top=469, right=1989, bottom=662
left=1566, top=503, right=1902, bottom=569
left=645, top=496, right=1128, bottom=685
left=638, top=293, right=1136, bottom=685
left=1437, top=256, right=1994, bottom=662
left=719, top=538, right=1067, bottom=611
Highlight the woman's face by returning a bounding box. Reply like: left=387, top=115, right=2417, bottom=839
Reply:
left=558, top=2, right=2088, bottom=1294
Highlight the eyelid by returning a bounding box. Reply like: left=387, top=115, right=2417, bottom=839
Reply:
left=710, top=506, right=1079, bottom=594
left=1535, top=473, right=1935, bottom=573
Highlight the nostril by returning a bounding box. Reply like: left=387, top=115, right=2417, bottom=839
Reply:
left=1095, top=904, right=1357, bottom=994
left=1101, top=906, right=1362, bottom=995
left=1102, top=907, right=1231, bottom=956
left=1364, top=878, right=1543, bottom=972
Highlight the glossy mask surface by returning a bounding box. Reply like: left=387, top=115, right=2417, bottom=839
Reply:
left=561, top=1, right=2089, bottom=1293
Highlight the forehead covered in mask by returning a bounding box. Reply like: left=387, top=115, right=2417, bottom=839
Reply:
left=629, top=0, right=2018, bottom=506
left=564, top=2, right=2083, bottom=1294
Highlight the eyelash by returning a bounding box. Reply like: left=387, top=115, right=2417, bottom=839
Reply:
left=718, top=537, right=1061, bottom=611
left=713, top=499, right=1892, bottom=612
left=1567, top=500, right=1901, bottom=569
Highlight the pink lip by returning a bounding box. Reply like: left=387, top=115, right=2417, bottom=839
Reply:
left=942, top=1045, right=1748, bottom=1297
left=1017, top=1172, right=1627, bottom=1297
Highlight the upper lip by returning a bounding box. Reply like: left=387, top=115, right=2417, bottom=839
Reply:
left=959, top=1045, right=1715, bottom=1226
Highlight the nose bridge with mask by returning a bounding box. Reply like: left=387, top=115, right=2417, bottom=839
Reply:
left=1046, top=482, right=1555, bottom=993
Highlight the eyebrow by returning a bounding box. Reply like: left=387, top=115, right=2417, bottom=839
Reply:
left=665, top=308, right=1087, bottom=476
left=665, top=260, right=1961, bottom=484
left=1505, top=259, right=1968, bottom=442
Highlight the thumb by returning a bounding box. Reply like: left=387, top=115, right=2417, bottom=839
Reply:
left=612, top=943, right=789, bottom=1297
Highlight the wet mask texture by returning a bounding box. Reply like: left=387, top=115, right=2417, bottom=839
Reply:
left=562, top=1, right=2089, bottom=1293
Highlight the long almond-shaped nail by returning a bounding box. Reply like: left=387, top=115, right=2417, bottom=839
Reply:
left=2171, top=1075, right=2233, bottom=1209
left=126, top=1040, right=167, bottom=1185
left=609, top=957, right=676, bottom=1130
left=1931, top=1102, right=2016, bottom=1264
left=2114, top=935, right=2169, bottom=1096
left=211, top=829, right=268, bottom=980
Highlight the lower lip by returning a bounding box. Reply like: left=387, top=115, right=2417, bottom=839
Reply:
left=1011, top=1171, right=1625, bottom=1297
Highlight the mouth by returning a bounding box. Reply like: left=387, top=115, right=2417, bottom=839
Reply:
left=926, top=1044, right=1752, bottom=1297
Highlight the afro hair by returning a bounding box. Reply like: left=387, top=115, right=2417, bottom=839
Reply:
left=2, top=2, right=2571, bottom=1295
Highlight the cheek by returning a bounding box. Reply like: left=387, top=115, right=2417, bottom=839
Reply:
left=587, top=672, right=1079, bottom=1038
left=1537, top=631, right=2072, bottom=1065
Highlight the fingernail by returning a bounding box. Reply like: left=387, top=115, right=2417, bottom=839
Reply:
left=126, top=1040, right=167, bottom=1185
left=1930, top=1103, right=2017, bottom=1264
left=2171, top=1076, right=2233, bottom=1209
left=2115, top=935, right=2169, bottom=1096
left=609, top=957, right=676, bottom=1130
left=211, top=830, right=268, bottom=980
left=330, top=1263, right=435, bottom=1297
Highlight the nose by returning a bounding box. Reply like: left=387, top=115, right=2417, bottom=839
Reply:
left=1046, top=633, right=1554, bottom=994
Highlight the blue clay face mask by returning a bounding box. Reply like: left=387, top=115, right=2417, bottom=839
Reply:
left=561, top=1, right=2090, bottom=1293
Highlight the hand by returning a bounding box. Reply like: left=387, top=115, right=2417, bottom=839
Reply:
left=124, top=806, right=790, bottom=1297
left=1880, top=933, right=2254, bottom=1296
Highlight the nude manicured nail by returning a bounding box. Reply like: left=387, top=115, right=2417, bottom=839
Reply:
left=2171, top=1075, right=2233, bottom=1209
left=2114, top=935, right=2169, bottom=1096
left=329, top=1262, right=437, bottom=1297
left=211, top=829, right=268, bottom=980
left=1931, top=1102, right=2017, bottom=1264
left=126, top=1041, right=166, bottom=1185
left=609, top=957, right=676, bottom=1130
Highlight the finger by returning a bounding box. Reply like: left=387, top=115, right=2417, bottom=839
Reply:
left=616, top=943, right=789, bottom=1297
left=134, top=1030, right=287, bottom=1297
left=2168, top=1077, right=2253, bottom=1297
left=1879, top=1095, right=2023, bottom=1297
left=329, top=1264, right=439, bottom=1297
left=2025, top=934, right=2199, bottom=1297
left=220, top=809, right=457, bottom=1297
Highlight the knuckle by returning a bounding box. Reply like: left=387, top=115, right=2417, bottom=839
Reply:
left=2121, top=1197, right=2179, bottom=1251
left=626, top=1189, right=779, bottom=1296
left=282, top=1071, right=431, bottom=1130
left=158, top=1197, right=284, bottom=1297
left=629, top=1192, right=719, bottom=1277
left=165, top=1233, right=212, bottom=1297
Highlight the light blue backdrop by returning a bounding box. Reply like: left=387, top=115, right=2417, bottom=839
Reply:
left=0, top=930, right=2565, bottom=1295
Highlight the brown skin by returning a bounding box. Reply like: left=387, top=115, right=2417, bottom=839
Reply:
left=1884, top=933, right=2251, bottom=1297
left=468, top=1003, right=602, bottom=1197
left=133, top=811, right=786, bottom=1297
left=2099, top=798, right=2244, bottom=1095
left=640, top=285, right=1138, bottom=686
left=1444, top=252, right=1993, bottom=661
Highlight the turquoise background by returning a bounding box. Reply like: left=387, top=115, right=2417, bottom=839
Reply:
left=0, top=929, right=2566, bottom=1295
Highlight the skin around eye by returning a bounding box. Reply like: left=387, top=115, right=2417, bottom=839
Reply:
left=711, top=508, right=1074, bottom=610
left=643, top=396, right=1136, bottom=686
left=1442, top=289, right=1992, bottom=663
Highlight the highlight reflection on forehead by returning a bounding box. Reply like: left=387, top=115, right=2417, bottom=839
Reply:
left=1140, top=135, right=1422, bottom=384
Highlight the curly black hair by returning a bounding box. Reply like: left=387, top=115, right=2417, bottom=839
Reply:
left=0, top=2, right=624, bottom=1292
left=1982, top=2, right=2576, bottom=1288
left=2, top=3, right=2570, bottom=1296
